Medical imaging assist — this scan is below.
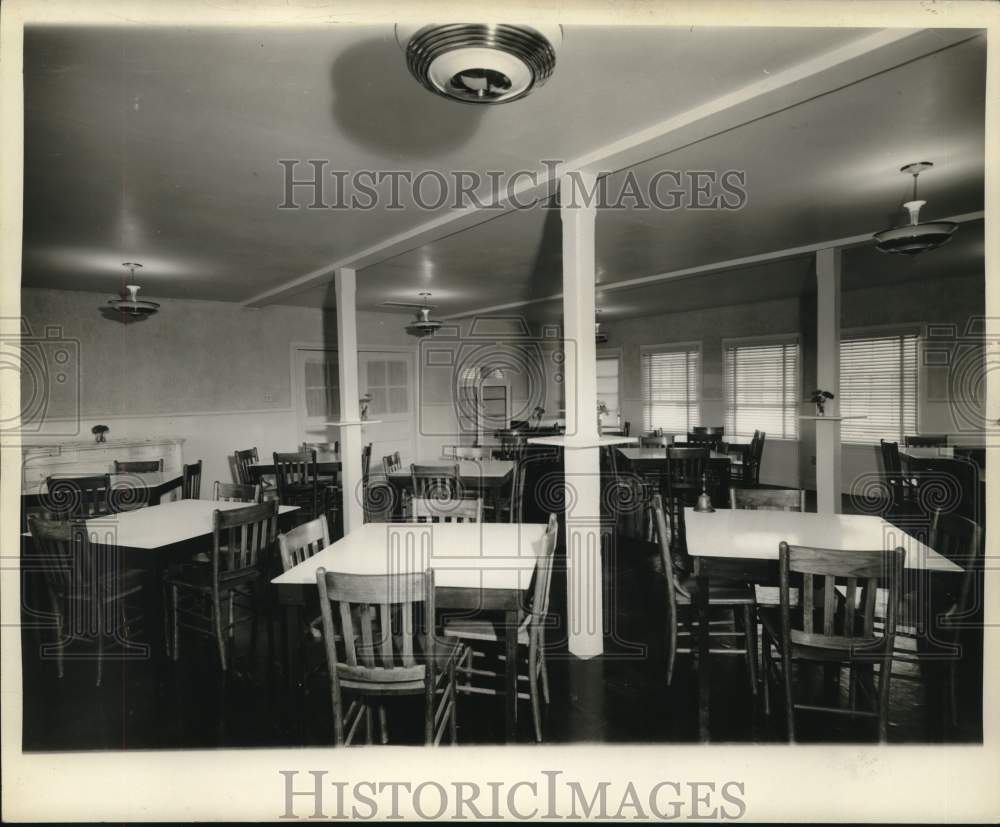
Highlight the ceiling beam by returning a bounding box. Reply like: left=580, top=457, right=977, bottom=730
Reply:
left=242, top=27, right=978, bottom=309
left=442, top=210, right=985, bottom=319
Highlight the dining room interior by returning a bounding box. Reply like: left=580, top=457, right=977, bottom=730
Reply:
left=13, top=21, right=990, bottom=750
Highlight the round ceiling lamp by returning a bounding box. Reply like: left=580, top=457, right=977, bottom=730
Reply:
left=873, top=162, right=958, bottom=255
left=395, top=24, right=562, bottom=104
left=405, top=292, right=443, bottom=337
left=107, top=263, right=159, bottom=320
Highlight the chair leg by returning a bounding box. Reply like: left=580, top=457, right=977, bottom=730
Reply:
left=228, top=592, right=236, bottom=641
left=449, top=661, right=458, bottom=744
left=364, top=704, right=374, bottom=745
left=741, top=605, right=758, bottom=695
left=948, top=661, right=959, bottom=730
left=171, top=585, right=180, bottom=662
left=540, top=650, right=550, bottom=705
left=529, top=645, right=543, bottom=743
left=878, top=658, right=892, bottom=743
left=377, top=704, right=389, bottom=745
left=49, top=591, right=65, bottom=679
left=782, top=655, right=795, bottom=742
left=95, top=599, right=105, bottom=688
left=213, top=594, right=228, bottom=672
left=761, top=631, right=772, bottom=716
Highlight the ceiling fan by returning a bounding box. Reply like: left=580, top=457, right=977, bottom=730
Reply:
left=381, top=292, right=443, bottom=337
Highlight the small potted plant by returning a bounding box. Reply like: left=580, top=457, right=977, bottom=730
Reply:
left=531, top=406, right=545, bottom=428
left=597, top=400, right=609, bottom=425
left=91, top=424, right=109, bottom=443
left=359, top=393, right=373, bottom=421
left=809, top=389, right=835, bottom=416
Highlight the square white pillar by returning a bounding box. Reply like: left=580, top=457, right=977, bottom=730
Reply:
left=561, top=171, right=604, bottom=659
left=333, top=267, right=365, bottom=533
left=815, top=248, right=842, bottom=514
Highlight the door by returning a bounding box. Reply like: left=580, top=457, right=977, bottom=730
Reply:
left=358, top=350, right=416, bottom=469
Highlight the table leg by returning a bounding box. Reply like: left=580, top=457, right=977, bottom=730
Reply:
left=505, top=608, right=519, bottom=741
left=697, top=565, right=712, bottom=742
left=284, top=602, right=303, bottom=693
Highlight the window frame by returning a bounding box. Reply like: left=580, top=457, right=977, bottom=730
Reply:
left=722, top=333, right=801, bottom=442
left=638, top=341, right=702, bottom=434
left=596, top=348, right=623, bottom=432
left=838, top=324, right=922, bottom=445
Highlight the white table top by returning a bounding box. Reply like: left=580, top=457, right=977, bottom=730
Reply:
left=902, top=447, right=955, bottom=459
left=388, top=459, right=514, bottom=482
left=685, top=509, right=961, bottom=573
left=79, top=499, right=298, bottom=550
left=272, top=521, right=547, bottom=591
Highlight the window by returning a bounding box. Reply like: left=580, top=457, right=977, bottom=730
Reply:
left=724, top=339, right=799, bottom=439
left=597, top=355, right=621, bottom=430
left=840, top=332, right=918, bottom=443
left=641, top=346, right=700, bottom=432
left=365, top=358, right=409, bottom=416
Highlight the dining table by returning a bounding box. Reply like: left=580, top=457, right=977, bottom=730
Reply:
left=23, top=499, right=300, bottom=663
left=684, top=508, right=963, bottom=741
left=271, top=519, right=548, bottom=741
left=385, top=459, right=515, bottom=517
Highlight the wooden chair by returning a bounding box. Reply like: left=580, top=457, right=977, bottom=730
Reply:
left=651, top=495, right=758, bottom=692
left=666, top=446, right=708, bottom=506
left=411, top=463, right=462, bottom=500
left=274, top=450, right=337, bottom=523
left=383, top=452, right=402, bottom=474
left=114, top=459, right=163, bottom=473
left=928, top=510, right=983, bottom=729
left=182, top=460, right=202, bottom=499
left=234, top=447, right=277, bottom=498
left=316, top=567, right=461, bottom=745
left=879, top=439, right=917, bottom=517
left=687, top=429, right=723, bottom=448
left=44, top=474, right=111, bottom=518
left=166, top=501, right=279, bottom=670
left=411, top=497, right=483, bottom=523
left=213, top=481, right=261, bottom=503
left=730, top=487, right=806, bottom=607
left=443, top=513, right=559, bottom=742
left=761, top=542, right=906, bottom=742
left=27, top=515, right=145, bottom=686
left=278, top=515, right=330, bottom=572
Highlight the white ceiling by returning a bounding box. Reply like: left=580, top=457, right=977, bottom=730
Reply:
left=21, top=25, right=985, bottom=320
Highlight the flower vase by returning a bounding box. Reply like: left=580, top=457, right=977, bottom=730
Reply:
left=815, top=402, right=825, bottom=417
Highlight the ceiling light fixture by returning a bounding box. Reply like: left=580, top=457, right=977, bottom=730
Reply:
left=395, top=24, right=561, bottom=104
left=873, top=162, right=958, bottom=255
left=403, top=292, right=443, bottom=337
left=106, top=263, right=159, bottom=320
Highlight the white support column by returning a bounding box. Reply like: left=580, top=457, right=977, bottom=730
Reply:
left=333, top=267, right=364, bottom=533
left=815, top=248, right=842, bottom=514
left=561, top=171, right=604, bottom=659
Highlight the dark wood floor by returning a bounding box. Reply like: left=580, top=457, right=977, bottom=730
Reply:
left=20, top=530, right=982, bottom=751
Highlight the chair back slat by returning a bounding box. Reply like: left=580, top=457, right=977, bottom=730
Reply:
left=358, top=604, right=376, bottom=667
left=234, top=448, right=260, bottom=486
left=378, top=603, right=394, bottom=666
left=401, top=603, right=415, bottom=666
left=802, top=573, right=814, bottom=633
left=844, top=576, right=858, bottom=632
left=508, top=460, right=527, bottom=523
left=339, top=602, right=358, bottom=666
left=182, top=461, right=202, bottom=499
left=410, top=464, right=461, bottom=499
left=277, top=515, right=330, bottom=572
left=411, top=496, right=482, bottom=523
left=651, top=494, right=681, bottom=615
left=822, top=576, right=836, bottom=635
left=114, top=459, right=163, bottom=473
left=213, top=481, right=261, bottom=503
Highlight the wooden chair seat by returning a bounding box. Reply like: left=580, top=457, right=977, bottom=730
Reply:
left=759, top=607, right=891, bottom=662
left=337, top=641, right=463, bottom=694
left=442, top=615, right=532, bottom=646
left=675, top=577, right=755, bottom=606
left=165, top=564, right=260, bottom=592
left=52, top=566, right=146, bottom=602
